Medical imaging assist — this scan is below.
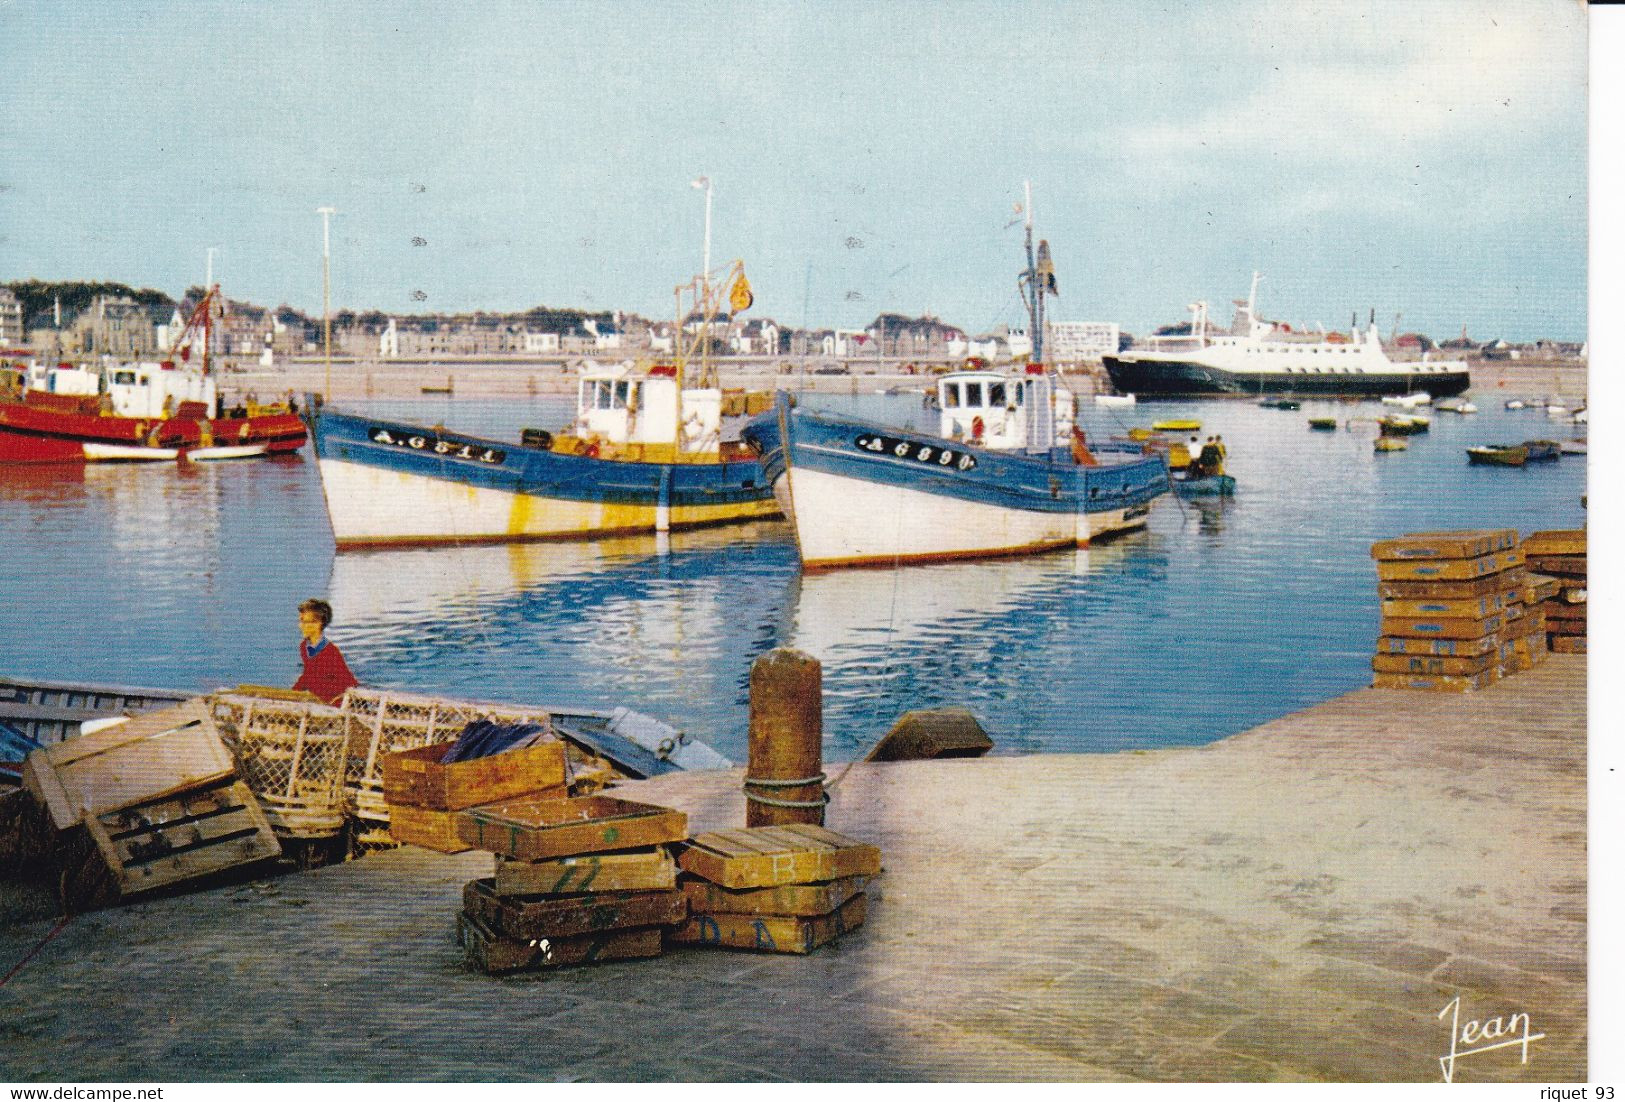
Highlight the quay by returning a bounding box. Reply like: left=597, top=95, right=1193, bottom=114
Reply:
left=0, top=656, right=1585, bottom=1082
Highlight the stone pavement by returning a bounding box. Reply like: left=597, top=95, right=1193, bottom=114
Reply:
left=0, top=656, right=1586, bottom=1082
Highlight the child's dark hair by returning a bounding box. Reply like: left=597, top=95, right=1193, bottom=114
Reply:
left=299, top=598, right=333, bottom=628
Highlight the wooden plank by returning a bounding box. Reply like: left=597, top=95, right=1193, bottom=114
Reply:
left=1549, top=635, right=1587, bottom=654
left=1377, top=614, right=1502, bottom=641
left=462, top=877, right=686, bottom=940
left=1496, top=611, right=1546, bottom=644
left=389, top=803, right=470, bottom=853
left=458, top=910, right=663, bottom=975
left=1372, top=668, right=1501, bottom=693
left=1525, top=555, right=1586, bottom=578
left=1374, top=549, right=1522, bottom=582
left=456, top=795, right=687, bottom=860
left=1524, top=574, right=1562, bottom=603
left=670, top=892, right=867, bottom=954
left=1369, top=529, right=1518, bottom=561
left=1370, top=652, right=1494, bottom=677
left=1375, top=634, right=1498, bottom=657
left=382, top=739, right=566, bottom=811
left=83, top=779, right=281, bottom=896
left=22, top=699, right=235, bottom=830
left=1379, top=592, right=1515, bottom=619
left=494, top=847, right=677, bottom=896
left=1376, top=569, right=1527, bottom=600
left=681, top=874, right=868, bottom=917
left=1541, top=602, right=1588, bottom=624
left=677, top=824, right=881, bottom=889
left=1521, top=529, right=1586, bottom=557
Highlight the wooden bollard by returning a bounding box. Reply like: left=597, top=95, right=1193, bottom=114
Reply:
left=744, top=648, right=825, bottom=827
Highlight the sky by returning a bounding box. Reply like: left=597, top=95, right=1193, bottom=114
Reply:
left=0, top=0, right=1590, bottom=342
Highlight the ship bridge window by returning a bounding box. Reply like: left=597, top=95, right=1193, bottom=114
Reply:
left=964, top=381, right=984, bottom=407
left=987, top=381, right=1007, bottom=407
left=112, top=371, right=136, bottom=385
left=943, top=383, right=961, bottom=408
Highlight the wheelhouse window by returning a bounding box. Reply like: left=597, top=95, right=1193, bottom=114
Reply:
left=964, top=381, right=984, bottom=407
left=987, top=382, right=1007, bottom=407
left=943, top=383, right=961, bottom=408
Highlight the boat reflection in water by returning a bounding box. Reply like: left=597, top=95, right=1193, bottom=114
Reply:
left=324, top=520, right=795, bottom=761
left=780, top=534, right=1161, bottom=757
left=322, top=514, right=1175, bottom=762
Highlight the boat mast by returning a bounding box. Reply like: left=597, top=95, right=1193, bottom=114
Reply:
left=1021, top=181, right=1043, bottom=364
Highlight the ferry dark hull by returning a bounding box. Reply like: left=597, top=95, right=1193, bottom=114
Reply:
left=1101, top=356, right=1471, bottom=399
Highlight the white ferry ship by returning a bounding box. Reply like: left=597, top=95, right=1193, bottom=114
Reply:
left=1102, top=273, right=1471, bottom=398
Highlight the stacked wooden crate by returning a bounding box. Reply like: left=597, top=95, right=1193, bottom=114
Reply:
left=1371, top=530, right=1526, bottom=692
left=453, top=794, right=690, bottom=975
left=1523, top=530, right=1587, bottom=655
left=380, top=734, right=568, bottom=853
left=672, top=824, right=880, bottom=954
left=342, top=688, right=618, bottom=844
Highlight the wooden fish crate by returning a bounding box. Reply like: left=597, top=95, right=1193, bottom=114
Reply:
left=84, top=777, right=281, bottom=896
left=1521, top=529, right=1586, bottom=557
left=1374, top=549, right=1523, bottom=582
left=1370, top=651, right=1495, bottom=677
left=1550, top=636, right=1587, bottom=654
left=457, top=910, right=663, bottom=975
left=387, top=804, right=476, bottom=853
left=1375, top=634, right=1499, bottom=657
left=382, top=739, right=566, bottom=812
left=341, top=688, right=555, bottom=829
left=1525, top=555, right=1586, bottom=579
left=1378, top=614, right=1503, bottom=641
left=457, top=795, right=687, bottom=861
left=677, top=824, right=882, bottom=890
left=22, top=698, right=235, bottom=830
left=494, top=846, right=678, bottom=896
left=1378, top=590, right=1519, bottom=619
left=1372, top=668, right=1501, bottom=693
left=1370, top=529, right=1519, bottom=561
left=389, top=787, right=569, bottom=854
left=681, top=873, right=868, bottom=917
left=671, top=892, right=868, bottom=954
left=211, top=693, right=351, bottom=839
left=462, top=877, right=686, bottom=940
left=1376, top=569, right=1527, bottom=601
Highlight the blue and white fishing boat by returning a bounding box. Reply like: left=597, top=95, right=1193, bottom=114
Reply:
left=307, top=264, right=779, bottom=549
left=742, top=186, right=1169, bottom=570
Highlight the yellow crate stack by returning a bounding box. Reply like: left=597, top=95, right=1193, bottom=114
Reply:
left=1523, top=530, right=1587, bottom=656
left=1370, top=530, right=1529, bottom=692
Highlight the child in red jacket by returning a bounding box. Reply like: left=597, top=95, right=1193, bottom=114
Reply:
left=293, top=598, right=359, bottom=706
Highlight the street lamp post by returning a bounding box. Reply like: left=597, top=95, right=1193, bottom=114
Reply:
left=317, top=206, right=336, bottom=400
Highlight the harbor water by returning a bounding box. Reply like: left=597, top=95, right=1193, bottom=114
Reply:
left=0, top=391, right=1586, bottom=763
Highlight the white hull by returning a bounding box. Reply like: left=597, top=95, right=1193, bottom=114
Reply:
left=82, top=442, right=181, bottom=462
left=318, top=457, right=653, bottom=545
left=184, top=444, right=270, bottom=462
left=776, top=466, right=1143, bottom=568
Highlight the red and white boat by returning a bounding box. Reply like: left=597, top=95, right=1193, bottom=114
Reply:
left=0, top=287, right=306, bottom=465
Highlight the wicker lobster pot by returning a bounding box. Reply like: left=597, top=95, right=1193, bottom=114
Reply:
left=339, top=688, right=559, bottom=840
left=211, top=693, right=352, bottom=839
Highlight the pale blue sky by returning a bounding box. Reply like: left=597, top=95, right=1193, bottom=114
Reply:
left=0, top=0, right=1589, bottom=340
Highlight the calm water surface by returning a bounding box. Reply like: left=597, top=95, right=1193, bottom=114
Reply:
left=0, top=391, right=1586, bottom=762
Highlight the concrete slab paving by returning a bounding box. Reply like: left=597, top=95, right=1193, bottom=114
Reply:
left=0, top=655, right=1585, bottom=1082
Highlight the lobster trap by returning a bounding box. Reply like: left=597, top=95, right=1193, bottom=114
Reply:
left=211, top=692, right=352, bottom=840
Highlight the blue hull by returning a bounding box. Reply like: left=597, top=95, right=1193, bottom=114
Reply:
left=309, top=405, right=778, bottom=547
left=741, top=396, right=1168, bottom=567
